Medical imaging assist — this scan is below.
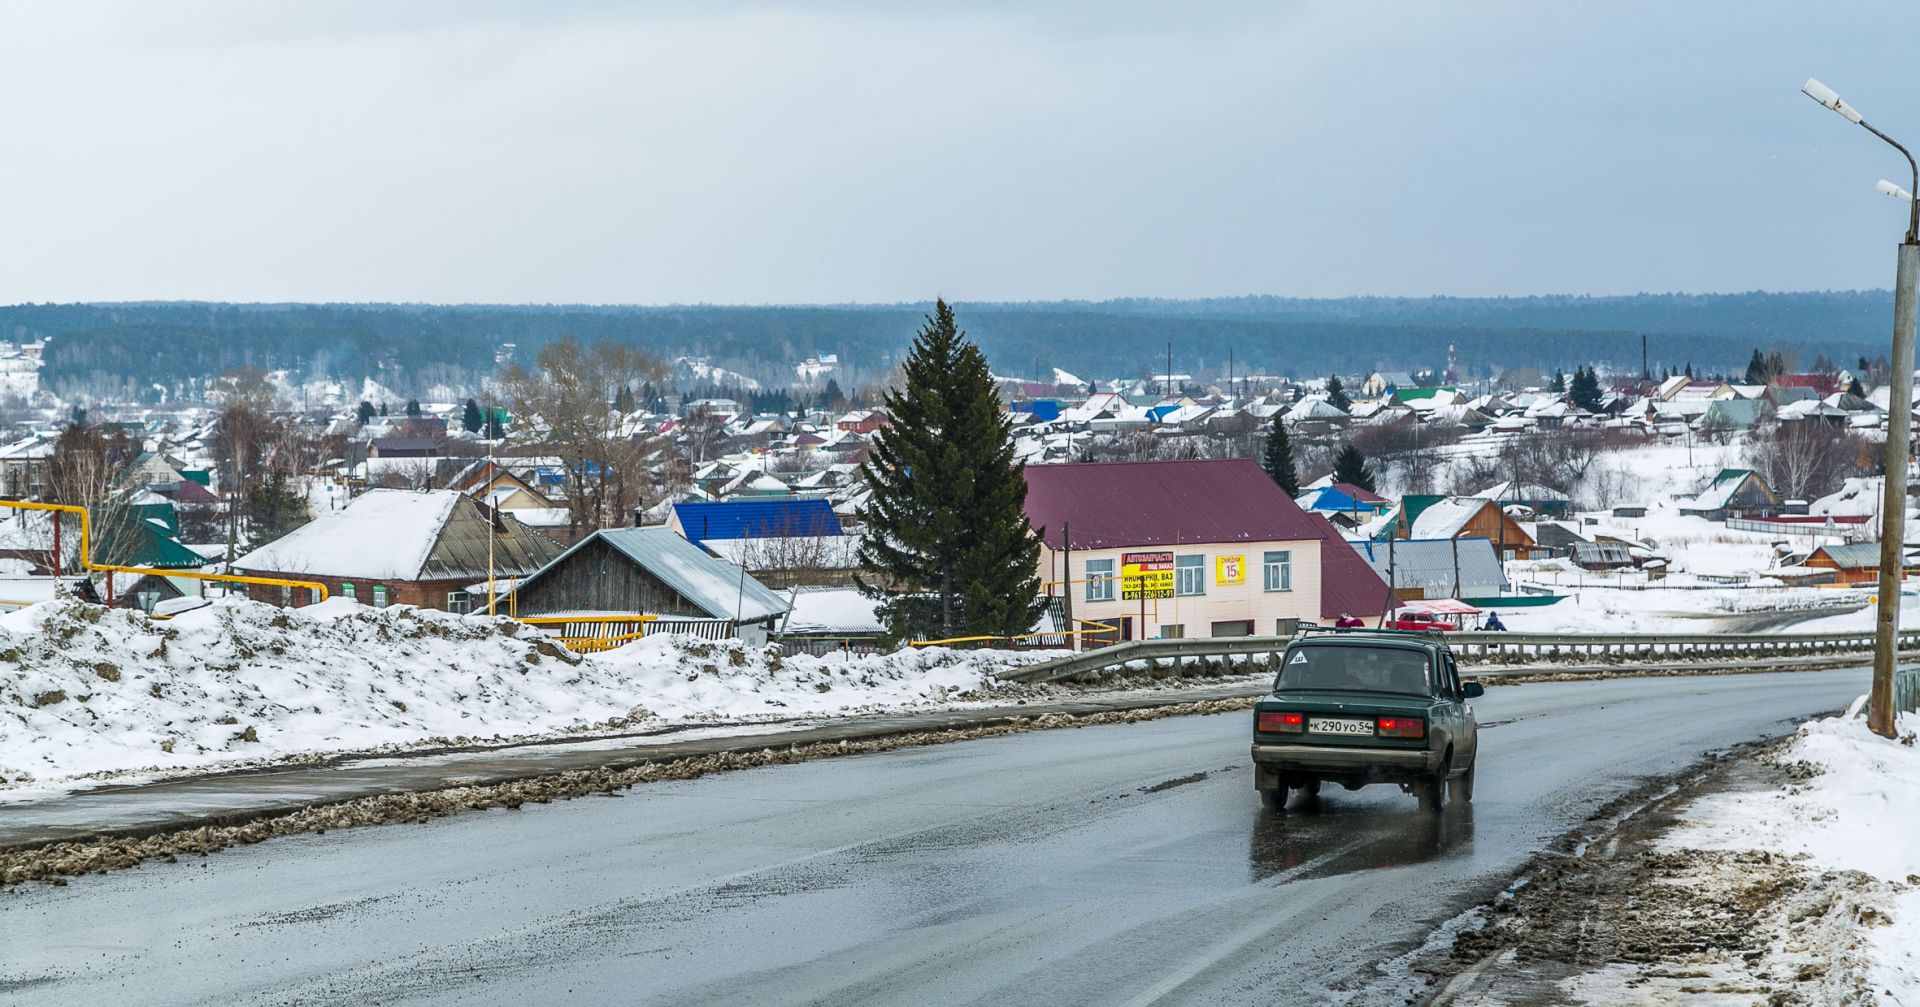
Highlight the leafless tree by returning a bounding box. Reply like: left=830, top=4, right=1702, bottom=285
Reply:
left=682, top=405, right=728, bottom=466
left=39, top=423, right=141, bottom=571
left=500, top=336, right=669, bottom=535
left=1747, top=421, right=1870, bottom=501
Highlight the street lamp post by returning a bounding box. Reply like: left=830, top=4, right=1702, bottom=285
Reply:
left=1803, top=77, right=1920, bottom=738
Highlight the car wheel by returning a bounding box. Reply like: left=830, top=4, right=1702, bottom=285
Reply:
left=1449, top=758, right=1475, bottom=804
left=1418, top=756, right=1449, bottom=813
left=1259, top=786, right=1284, bottom=811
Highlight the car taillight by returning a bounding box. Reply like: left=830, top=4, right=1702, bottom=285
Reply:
left=1257, top=711, right=1305, bottom=734
left=1376, top=716, right=1425, bottom=739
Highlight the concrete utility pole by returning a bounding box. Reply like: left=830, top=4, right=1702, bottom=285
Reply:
left=1803, top=78, right=1920, bottom=737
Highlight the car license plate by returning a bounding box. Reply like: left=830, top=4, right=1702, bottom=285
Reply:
left=1309, top=717, right=1374, bottom=736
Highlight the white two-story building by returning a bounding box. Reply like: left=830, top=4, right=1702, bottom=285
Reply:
left=1022, top=459, right=1388, bottom=646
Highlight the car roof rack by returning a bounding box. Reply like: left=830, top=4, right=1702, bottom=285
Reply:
left=1292, top=625, right=1450, bottom=642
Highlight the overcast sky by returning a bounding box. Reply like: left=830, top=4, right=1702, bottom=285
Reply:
left=3, top=1, right=1918, bottom=304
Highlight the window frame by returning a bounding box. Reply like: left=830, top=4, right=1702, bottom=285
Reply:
left=446, top=591, right=472, bottom=616
left=1085, top=558, right=1116, bottom=602
left=1175, top=554, right=1205, bottom=597
left=1263, top=550, right=1293, bottom=592
left=371, top=584, right=389, bottom=608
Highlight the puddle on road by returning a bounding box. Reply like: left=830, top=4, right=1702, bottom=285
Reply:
left=1247, top=801, right=1474, bottom=883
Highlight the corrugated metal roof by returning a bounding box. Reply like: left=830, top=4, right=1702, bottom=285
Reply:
left=1351, top=537, right=1509, bottom=596
left=1812, top=541, right=1893, bottom=569
left=523, top=527, right=790, bottom=623
left=672, top=499, right=843, bottom=546
left=1023, top=459, right=1327, bottom=550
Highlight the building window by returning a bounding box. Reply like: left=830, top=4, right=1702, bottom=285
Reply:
left=447, top=591, right=472, bottom=615
left=1175, top=554, right=1205, bottom=596
left=1159, top=624, right=1184, bottom=639
left=1264, top=551, right=1293, bottom=592
left=372, top=584, right=389, bottom=608
left=341, top=582, right=356, bottom=601
left=1086, top=558, right=1116, bottom=602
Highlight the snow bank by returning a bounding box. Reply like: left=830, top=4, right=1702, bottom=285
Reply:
left=0, top=598, right=1058, bottom=796
left=1668, top=703, right=1920, bottom=1000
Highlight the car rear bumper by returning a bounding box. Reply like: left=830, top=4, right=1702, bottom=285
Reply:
left=1250, top=742, right=1439, bottom=774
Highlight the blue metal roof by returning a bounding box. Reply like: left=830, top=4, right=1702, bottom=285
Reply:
left=673, top=498, right=844, bottom=546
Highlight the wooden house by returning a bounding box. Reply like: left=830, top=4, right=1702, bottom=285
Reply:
left=510, top=527, right=791, bottom=642
left=1393, top=495, right=1539, bottom=560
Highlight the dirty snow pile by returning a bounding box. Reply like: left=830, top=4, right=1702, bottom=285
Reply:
left=1666, top=700, right=1920, bottom=1002
left=0, top=598, right=1058, bottom=796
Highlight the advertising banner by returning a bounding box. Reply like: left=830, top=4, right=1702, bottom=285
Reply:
left=1120, top=550, right=1174, bottom=600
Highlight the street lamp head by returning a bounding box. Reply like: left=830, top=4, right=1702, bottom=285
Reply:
left=1804, top=78, right=1866, bottom=124
left=1880, top=179, right=1916, bottom=202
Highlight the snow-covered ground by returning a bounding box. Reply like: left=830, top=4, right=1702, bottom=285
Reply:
left=1478, top=584, right=1879, bottom=634
left=1666, top=703, right=1920, bottom=1002
left=0, top=598, right=1058, bottom=800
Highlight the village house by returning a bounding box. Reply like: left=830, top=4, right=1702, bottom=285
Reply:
left=1677, top=468, right=1779, bottom=521
left=1472, top=480, right=1572, bottom=518
left=1803, top=542, right=1920, bottom=586
left=1021, top=459, right=1388, bottom=646
left=510, top=527, right=791, bottom=643
left=1297, top=482, right=1393, bottom=528
left=232, top=488, right=563, bottom=612
left=1391, top=495, right=1540, bottom=560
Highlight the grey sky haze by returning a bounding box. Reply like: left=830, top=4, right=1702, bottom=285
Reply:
left=2, top=1, right=1916, bottom=304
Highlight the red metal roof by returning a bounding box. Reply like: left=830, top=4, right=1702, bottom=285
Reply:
left=1305, top=513, right=1391, bottom=618
left=1022, top=459, right=1329, bottom=550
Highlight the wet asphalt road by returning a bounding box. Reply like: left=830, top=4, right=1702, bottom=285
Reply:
left=1, top=669, right=1869, bottom=1006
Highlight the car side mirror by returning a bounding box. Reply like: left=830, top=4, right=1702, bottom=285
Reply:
left=1462, top=681, right=1484, bottom=699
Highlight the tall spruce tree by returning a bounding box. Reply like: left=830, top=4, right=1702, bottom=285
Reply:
left=1325, top=374, right=1352, bottom=412
left=1744, top=349, right=1769, bottom=385
left=1332, top=442, right=1376, bottom=493
left=855, top=300, right=1045, bottom=643
left=1569, top=366, right=1605, bottom=411
left=1261, top=413, right=1300, bottom=497
left=462, top=398, right=484, bottom=433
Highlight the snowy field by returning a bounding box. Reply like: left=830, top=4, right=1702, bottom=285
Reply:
left=1478, top=585, right=1882, bottom=635
left=0, top=598, right=1058, bottom=800
left=1666, top=703, right=1920, bottom=1002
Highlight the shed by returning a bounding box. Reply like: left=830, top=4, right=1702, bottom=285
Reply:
left=1570, top=541, right=1636, bottom=570
left=511, top=527, right=792, bottom=642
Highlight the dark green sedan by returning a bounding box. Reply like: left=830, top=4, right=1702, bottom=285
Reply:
left=1250, top=630, right=1482, bottom=812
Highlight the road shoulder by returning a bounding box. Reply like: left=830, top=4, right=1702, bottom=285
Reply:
left=1425, top=738, right=1901, bottom=1005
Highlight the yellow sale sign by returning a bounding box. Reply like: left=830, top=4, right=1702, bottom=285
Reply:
left=1215, top=555, right=1245, bottom=586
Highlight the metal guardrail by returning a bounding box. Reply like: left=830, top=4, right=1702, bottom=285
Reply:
left=996, top=629, right=1920, bottom=685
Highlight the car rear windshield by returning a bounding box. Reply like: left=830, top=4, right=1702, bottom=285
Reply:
left=1275, top=645, right=1432, bottom=696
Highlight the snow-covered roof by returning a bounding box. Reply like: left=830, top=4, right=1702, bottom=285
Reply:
left=520, top=527, right=790, bottom=623
left=234, top=489, right=456, bottom=580
left=1409, top=498, right=1488, bottom=539
left=234, top=488, right=560, bottom=582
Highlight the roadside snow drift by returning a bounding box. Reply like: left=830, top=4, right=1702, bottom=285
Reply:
left=1669, top=703, right=1920, bottom=1002
left=0, top=598, right=1056, bottom=795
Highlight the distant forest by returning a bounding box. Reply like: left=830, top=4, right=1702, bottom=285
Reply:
left=0, top=292, right=1898, bottom=402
